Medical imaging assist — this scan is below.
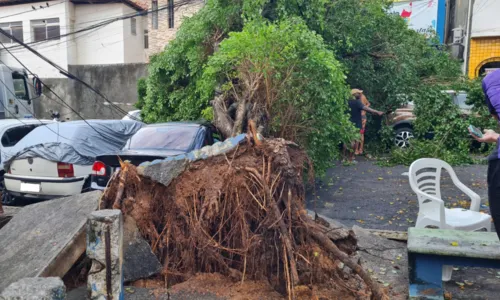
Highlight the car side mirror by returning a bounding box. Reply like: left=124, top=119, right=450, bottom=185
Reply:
left=33, top=77, right=42, bottom=97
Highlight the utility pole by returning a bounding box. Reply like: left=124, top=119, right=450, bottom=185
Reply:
left=463, top=0, right=475, bottom=76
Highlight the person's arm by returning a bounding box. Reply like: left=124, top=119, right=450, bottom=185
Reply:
left=470, top=129, right=500, bottom=144
left=362, top=106, right=384, bottom=116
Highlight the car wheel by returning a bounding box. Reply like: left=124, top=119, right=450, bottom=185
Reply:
left=0, top=181, right=16, bottom=205
left=394, top=127, right=414, bottom=148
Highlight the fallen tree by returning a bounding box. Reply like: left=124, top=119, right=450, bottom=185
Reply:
left=100, top=136, right=388, bottom=299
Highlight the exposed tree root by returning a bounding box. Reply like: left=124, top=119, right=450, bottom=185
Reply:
left=100, top=137, right=388, bottom=299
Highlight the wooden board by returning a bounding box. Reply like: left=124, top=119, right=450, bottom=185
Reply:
left=408, top=227, right=500, bottom=260
left=0, top=191, right=100, bottom=291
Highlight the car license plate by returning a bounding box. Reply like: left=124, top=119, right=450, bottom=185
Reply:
left=20, top=182, right=41, bottom=193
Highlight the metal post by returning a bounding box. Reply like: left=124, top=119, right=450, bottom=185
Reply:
left=87, top=209, right=124, bottom=300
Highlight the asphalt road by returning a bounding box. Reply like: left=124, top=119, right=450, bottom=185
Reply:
left=306, top=157, right=500, bottom=300
left=307, top=157, right=489, bottom=231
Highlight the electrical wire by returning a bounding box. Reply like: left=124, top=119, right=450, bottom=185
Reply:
left=0, top=1, right=67, bottom=20
left=0, top=75, right=72, bottom=140
left=3, top=0, right=200, bottom=51
left=0, top=40, right=110, bottom=138
left=0, top=29, right=137, bottom=121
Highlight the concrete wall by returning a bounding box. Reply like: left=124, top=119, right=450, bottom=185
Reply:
left=146, top=0, right=204, bottom=57
left=34, top=63, right=147, bottom=120
left=471, top=0, right=500, bottom=38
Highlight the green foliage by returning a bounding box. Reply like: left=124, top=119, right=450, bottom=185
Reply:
left=199, top=19, right=355, bottom=174
left=384, top=81, right=494, bottom=165
left=135, top=77, right=147, bottom=109
left=138, top=0, right=245, bottom=123
left=139, top=0, right=466, bottom=171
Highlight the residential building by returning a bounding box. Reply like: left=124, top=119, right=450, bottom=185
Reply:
left=467, top=0, right=500, bottom=78
left=0, top=0, right=148, bottom=78
left=146, top=0, right=203, bottom=56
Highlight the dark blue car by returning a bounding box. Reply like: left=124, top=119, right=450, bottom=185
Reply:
left=91, top=122, right=217, bottom=190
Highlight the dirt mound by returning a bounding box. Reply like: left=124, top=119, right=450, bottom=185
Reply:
left=101, top=137, right=388, bottom=299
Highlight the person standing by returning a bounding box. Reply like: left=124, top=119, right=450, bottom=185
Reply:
left=469, top=69, right=500, bottom=239
left=345, top=89, right=384, bottom=163
left=356, top=92, right=371, bottom=155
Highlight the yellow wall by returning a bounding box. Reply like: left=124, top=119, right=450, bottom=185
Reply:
left=468, top=37, right=500, bottom=78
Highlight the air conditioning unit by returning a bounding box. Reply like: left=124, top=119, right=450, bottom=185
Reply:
left=452, top=27, right=464, bottom=44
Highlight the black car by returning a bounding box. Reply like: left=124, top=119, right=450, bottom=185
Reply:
left=91, top=122, right=217, bottom=190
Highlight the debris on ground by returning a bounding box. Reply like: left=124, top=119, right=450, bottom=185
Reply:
left=101, top=136, right=389, bottom=299
left=0, top=191, right=100, bottom=291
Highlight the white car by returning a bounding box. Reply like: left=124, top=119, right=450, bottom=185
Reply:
left=122, top=110, right=141, bottom=121
left=0, top=119, right=53, bottom=204
left=3, top=120, right=143, bottom=204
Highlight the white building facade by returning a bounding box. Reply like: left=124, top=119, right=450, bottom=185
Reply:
left=0, top=0, right=147, bottom=78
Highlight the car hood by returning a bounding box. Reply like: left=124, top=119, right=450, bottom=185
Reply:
left=97, top=149, right=186, bottom=167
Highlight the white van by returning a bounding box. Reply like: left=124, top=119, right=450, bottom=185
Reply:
left=0, top=64, right=38, bottom=119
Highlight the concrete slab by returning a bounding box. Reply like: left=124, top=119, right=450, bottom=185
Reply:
left=353, top=225, right=409, bottom=300
left=0, top=191, right=100, bottom=292
left=0, top=206, right=22, bottom=229
left=408, top=228, right=500, bottom=259
left=122, top=216, right=162, bottom=282
left=67, top=286, right=225, bottom=300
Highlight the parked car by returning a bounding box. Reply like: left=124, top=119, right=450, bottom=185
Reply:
left=122, top=110, right=141, bottom=121
left=91, top=122, right=217, bottom=190
left=0, top=119, right=53, bottom=204
left=388, top=91, right=471, bottom=148
left=2, top=120, right=143, bottom=204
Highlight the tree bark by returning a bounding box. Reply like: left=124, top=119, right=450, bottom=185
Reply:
left=211, top=93, right=233, bottom=139
left=309, top=224, right=389, bottom=300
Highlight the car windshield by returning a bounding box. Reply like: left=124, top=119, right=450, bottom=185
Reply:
left=127, top=125, right=199, bottom=151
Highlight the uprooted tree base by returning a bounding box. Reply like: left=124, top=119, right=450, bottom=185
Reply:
left=100, top=138, right=388, bottom=299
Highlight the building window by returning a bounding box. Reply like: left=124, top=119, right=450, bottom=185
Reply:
left=131, top=18, right=137, bottom=35
left=168, top=0, right=174, bottom=28
left=31, top=18, right=60, bottom=42
left=144, top=30, right=149, bottom=49
left=0, top=22, right=23, bottom=44
left=152, top=0, right=158, bottom=30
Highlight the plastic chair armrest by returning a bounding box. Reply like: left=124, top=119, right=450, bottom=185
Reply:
left=453, top=181, right=481, bottom=211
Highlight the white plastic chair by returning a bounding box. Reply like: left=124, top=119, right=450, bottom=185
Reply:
left=408, top=158, right=491, bottom=281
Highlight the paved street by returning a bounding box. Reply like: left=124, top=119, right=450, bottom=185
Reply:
left=307, top=157, right=499, bottom=299
left=307, top=158, right=489, bottom=231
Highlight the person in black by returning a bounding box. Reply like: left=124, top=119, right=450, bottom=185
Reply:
left=344, top=89, right=384, bottom=163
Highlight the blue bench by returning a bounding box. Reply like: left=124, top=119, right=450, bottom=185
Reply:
left=408, top=228, right=500, bottom=300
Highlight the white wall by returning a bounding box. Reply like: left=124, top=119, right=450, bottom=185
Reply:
left=73, top=4, right=125, bottom=65
left=123, top=6, right=147, bottom=63
left=0, top=1, right=73, bottom=78
left=0, top=2, right=146, bottom=77
left=471, top=0, right=500, bottom=38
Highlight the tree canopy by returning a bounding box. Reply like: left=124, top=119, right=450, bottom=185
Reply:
left=137, top=0, right=462, bottom=173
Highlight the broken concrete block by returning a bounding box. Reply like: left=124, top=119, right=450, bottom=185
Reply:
left=138, top=158, right=188, bottom=187
left=87, top=209, right=123, bottom=300
left=0, top=191, right=100, bottom=292
left=1, top=277, right=66, bottom=300
left=123, top=216, right=162, bottom=282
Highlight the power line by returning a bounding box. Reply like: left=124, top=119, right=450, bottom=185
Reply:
left=0, top=74, right=72, bottom=140
left=0, top=1, right=67, bottom=20
left=0, top=28, right=137, bottom=120
left=0, top=40, right=110, bottom=138
left=3, top=0, right=200, bottom=51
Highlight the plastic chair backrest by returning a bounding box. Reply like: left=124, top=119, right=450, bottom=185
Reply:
left=409, top=158, right=453, bottom=223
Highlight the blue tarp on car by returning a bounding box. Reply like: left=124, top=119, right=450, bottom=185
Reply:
left=3, top=120, right=144, bottom=169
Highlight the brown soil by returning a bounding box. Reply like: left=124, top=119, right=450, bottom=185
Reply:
left=101, top=137, right=388, bottom=299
